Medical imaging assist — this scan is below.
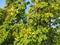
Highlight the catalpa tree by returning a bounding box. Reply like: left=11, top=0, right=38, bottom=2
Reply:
left=0, top=0, right=60, bottom=45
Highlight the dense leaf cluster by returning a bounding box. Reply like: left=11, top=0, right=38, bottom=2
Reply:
left=0, top=0, right=60, bottom=45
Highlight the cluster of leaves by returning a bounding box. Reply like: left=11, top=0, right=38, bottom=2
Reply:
left=0, top=0, right=60, bottom=45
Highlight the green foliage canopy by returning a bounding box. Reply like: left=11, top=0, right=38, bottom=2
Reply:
left=0, top=0, right=60, bottom=45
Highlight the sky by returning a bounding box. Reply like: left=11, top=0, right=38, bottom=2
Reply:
left=0, top=0, right=6, bottom=8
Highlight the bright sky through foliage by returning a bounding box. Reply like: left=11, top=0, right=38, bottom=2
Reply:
left=0, top=0, right=5, bottom=8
